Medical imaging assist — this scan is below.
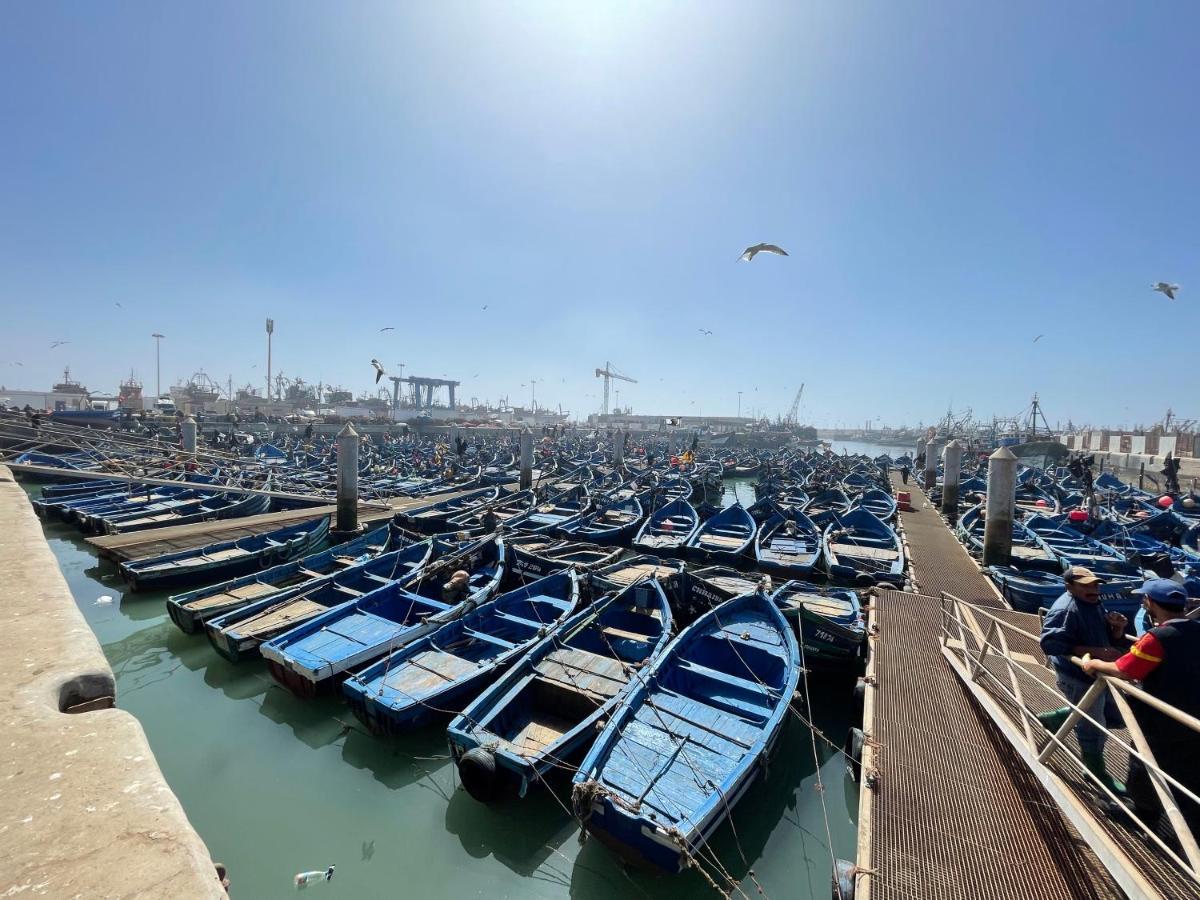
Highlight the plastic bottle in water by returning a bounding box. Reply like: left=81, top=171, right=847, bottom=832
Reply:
left=295, top=865, right=335, bottom=889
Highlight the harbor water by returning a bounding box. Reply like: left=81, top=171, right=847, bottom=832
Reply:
left=33, top=481, right=858, bottom=899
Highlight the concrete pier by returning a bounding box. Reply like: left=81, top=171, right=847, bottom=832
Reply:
left=0, top=466, right=223, bottom=898
left=942, top=439, right=961, bottom=522
left=335, top=422, right=360, bottom=537
left=519, top=428, right=533, bottom=491
left=982, top=446, right=1017, bottom=567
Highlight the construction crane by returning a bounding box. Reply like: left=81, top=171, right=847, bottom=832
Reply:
left=594, top=362, right=636, bottom=416
left=784, top=383, right=805, bottom=425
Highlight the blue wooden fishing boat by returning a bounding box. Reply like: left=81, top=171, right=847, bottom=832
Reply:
left=803, top=488, right=852, bottom=517
left=685, top=502, right=755, bottom=565
left=261, top=536, right=506, bottom=698
left=591, top=555, right=687, bottom=593
left=853, top=487, right=898, bottom=522
left=1023, top=514, right=1141, bottom=577
left=820, top=508, right=905, bottom=587
left=120, top=517, right=329, bottom=591
left=956, top=506, right=1058, bottom=572
left=557, top=495, right=643, bottom=545
left=204, top=538, right=436, bottom=662
left=75, top=487, right=213, bottom=530
left=166, top=524, right=398, bottom=634
left=508, top=485, right=592, bottom=533
left=571, top=591, right=799, bottom=873
left=507, top=537, right=624, bottom=580
left=342, top=570, right=580, bottom=736
left=754, top=507, right=822, bottom=579
left=443, top=489, right=535, bottom=535
left=101, top=492, right=271, bottom=534
left=769, top=580, right=864, bottom=666
left=631, top=499, right=699, bottom=557
left=395, top=486, right=502, bottom=534
left=448, top=578, right=673, bottom=801
left=985, top=566, right=1144, bottom=616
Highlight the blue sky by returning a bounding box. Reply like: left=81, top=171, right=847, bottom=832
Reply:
left=1, top=2, right=1195, bottom=430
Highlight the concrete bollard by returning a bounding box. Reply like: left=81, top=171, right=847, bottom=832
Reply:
left=614, top=429, right=624, bottom=467
left=924, top=439, right=938, bottom=490
left=981, top=446, right=1017, bottom=568
left=519, top=427, right=533, bottom=491
left=181, top=416, right=197, bottom=454
left=450, top=425, right=460, bottom=457
left=941, top=440, right=961, bottom=522
left=336, top=422, right=360, bottom=536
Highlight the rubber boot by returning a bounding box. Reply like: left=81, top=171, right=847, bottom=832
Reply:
left=1082, top=752, right=1126, bottom=796
left=1037, top=707, right=1070, bottom=733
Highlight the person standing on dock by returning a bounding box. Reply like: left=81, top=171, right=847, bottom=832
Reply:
left=899, top=462, right=910, bottom=485
left=1082, top=578, right=1200, bottom=835
left=1038, top=566, right=1129, bottom=794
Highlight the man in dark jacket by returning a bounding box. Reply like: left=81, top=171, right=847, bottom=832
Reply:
left=1039, top=566, right=1129, bottom=793
left=1083, top=579, right=1200, bottom=833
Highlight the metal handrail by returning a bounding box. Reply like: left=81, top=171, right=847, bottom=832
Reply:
left=939, top=590, right=1200, bottom=883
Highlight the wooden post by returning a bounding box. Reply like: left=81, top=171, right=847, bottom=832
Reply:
left=982, top=446, right=1017, bottom=567
left=924, top=439, right=937, bottom=490
left=614, top=429, right=624, bottom=466
left=336, top=422, right=360, bottom=536
left=181, top=416, right=197, bottom=454
left=942, top=439, right=961, bottom=522
left=1139, top=462, right=1145, bottom=490
left=519, top=427, right=533, bottom=490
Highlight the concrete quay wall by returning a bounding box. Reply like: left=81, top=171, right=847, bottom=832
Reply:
left=0, top=466, right=224, bottom=898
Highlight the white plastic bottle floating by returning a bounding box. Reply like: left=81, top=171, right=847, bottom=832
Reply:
left=295, top=866, right=335, bottom=890
left=95, top=595, right=113, bottom=606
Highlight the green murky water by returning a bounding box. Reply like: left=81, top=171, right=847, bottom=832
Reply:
left=32, top=481, right=856, bottom=899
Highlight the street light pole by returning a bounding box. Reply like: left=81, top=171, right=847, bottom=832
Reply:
left=265, top=318, right=274, bottom=402
left=151, top=334, right=165, bottom=400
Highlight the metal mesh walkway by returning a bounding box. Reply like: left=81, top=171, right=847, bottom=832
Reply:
left=859, top=588, right=1122, bottom=900
left=890, top=475, right=1003, bottom=607
left=857, top=477, right=1123, bottom=899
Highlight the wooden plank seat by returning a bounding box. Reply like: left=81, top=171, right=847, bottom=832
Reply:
left=830, top=543, right=899, bottom=560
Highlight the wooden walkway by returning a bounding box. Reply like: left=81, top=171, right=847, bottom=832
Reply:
left=857, top=478, right=1123, bottom=900
left=87, top=489, right=468, bottom=562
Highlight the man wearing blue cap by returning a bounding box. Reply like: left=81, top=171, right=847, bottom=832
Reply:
left=1083, top=578, right=1200, bottom=835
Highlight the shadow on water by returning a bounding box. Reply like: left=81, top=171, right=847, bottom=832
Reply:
left=257, top=684, right=351, bottom=750
left=444, top=779, right=580, bottom=883
left=568, top=715, right=846, bottom=900
left=341, top=725, right=457, bottom=795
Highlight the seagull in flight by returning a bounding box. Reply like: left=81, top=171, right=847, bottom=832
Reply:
left=481, top=304, right=489, bottom=310
left=739, top=243, right=788, bottom=262
left=50, top=340, right=69, bottom=349
left=114, top=301, right=123, bottom=309
left=371, top=359, right=386, bottom=383
left=1033, top=334, right=1043, bottom=343
left=1152, top=282, right=1180, bottom=300
left=379, top=326, right=395, bottom=332
left=698, top=328, right=713, bottom=335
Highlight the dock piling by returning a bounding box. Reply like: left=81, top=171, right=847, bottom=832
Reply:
left=181, top=416, right=197, bottom=454
left=335, top=423, right=360, bottom=537
left=519, top=427, right=533, bottom=491
left=614, top=429, right=624, bottom=467
left=923, top=439, right=937, bottom=490
left=981, top=445, right=1017, bottom=567
left=941, top=439, right=961, bottom=523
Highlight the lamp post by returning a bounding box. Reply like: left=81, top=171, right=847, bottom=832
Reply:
left=265, top=318, right=274, bottom=402
left=151, top=333, right=165, bottom=400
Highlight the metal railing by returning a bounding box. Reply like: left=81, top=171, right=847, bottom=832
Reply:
left=938, top=590, right=1200, bottom=894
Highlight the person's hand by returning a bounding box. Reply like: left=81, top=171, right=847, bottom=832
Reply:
left=1106, top=611, right=1128, bottom=633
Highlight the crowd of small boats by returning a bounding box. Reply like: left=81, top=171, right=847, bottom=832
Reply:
left=927, top=460, right=1200, bottom=616
left=18, top=431, right=901, bottom=876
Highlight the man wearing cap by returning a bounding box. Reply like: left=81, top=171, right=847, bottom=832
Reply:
left=1039, top=566, right=1129, bottom=794
left=1082, top=578, right=1200, bottom=834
